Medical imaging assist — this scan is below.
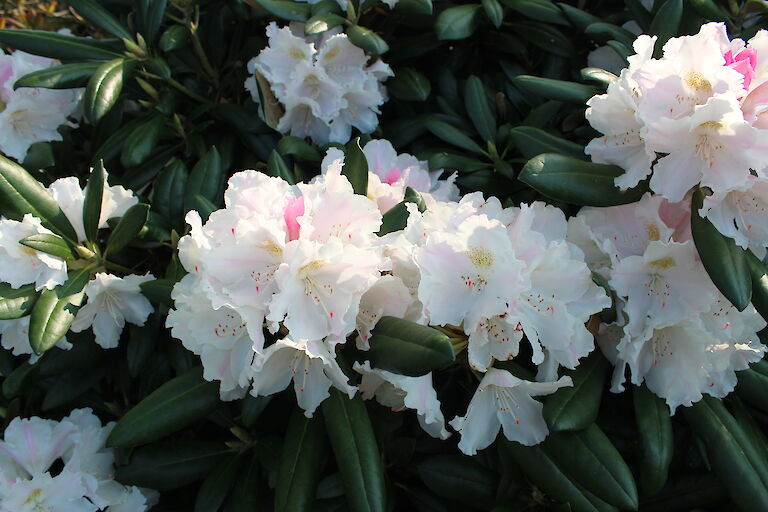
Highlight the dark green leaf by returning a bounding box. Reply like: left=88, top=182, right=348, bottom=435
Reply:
left=121, top=116, right=165, bottom=168
left=191, top=194, right=219, bottom=223
left=305, top=13, right=347, bottom=35
left=435, top=5, right=482, bottom=40
left=223, top=453, right=263, bottom=512
left=499, top=0, right=568, bottom=25
left=691, top=189, right=752, bottom=311
left=19, top=234, right=77, bottom=260
left=464, top=75, right=496, bottom=142
left=584, top=22, right=636, bottom=47
left=195, top=454, right=244, bottom=512
left=108, top=366, right=221, bottom=448
left=747, top=251, right=768, bottom=321
left=276, top=408, right=328, bottom=511
left=395, top=0, right=433, bottom=15
left=418, top=454, right=498, bottom=509
left=378, top=187, right=426, bottom=236
left=159, top=25, right=189, bottom=52
left=82, top=161, right=106, bottom=243
left=115, top=441, right=231, bottom=491
left=510, top=21, right=575, bottom=57
left=737, top=367, right=768, bottom=413
left=347, top=25, right=389, bottom=55
left=519, top=153, right=649, bottom=207
left=0, top=29, right=122, bottom=60
left=67, top=0, right=133, bottom=40
left=683, top=396, right=768, bottom=510
left=648, top=0, right=682, bottom=57
left=2, top=362, right=39, bottom=399
left=367, top=316, right=455, bottom=377
left=267, top=150, right=296, bottom=184
left=14, top=62, right=101, bottom=90
left=512, top=75, right=600, bottom=103
left=253, top=0, right=310, bottom=21
left=688, top=0, right=730, bottom=21
left=322, top=389, right=387, bottom=512
left=0, top=282, right=38, bottom=320
left=241, top=395, right=271, bottom=428
left=543, top=352, right=607, bottom=432
left=29, top=267, right=93, bottom=355
left=557, top=3, right=600, bottom=30
left=580, top=67, right=618, bottom=86
left=481, top=0, right=504, bottom=27
left=42, top=367, right=107, bottom=411
left=0, top=154, right=78, bottom=241
left=139, top=278, right=175, bottom=308
left=184, top=146, right=223, bottom=213
left=84, top=58, right=135, bottom=124
left=509, top=127, right=587, bottom=160
left=279, top=136, right=322, bottom=162
left=105, top=203, right=150, bottom=255
left=342, top=137, right=369, bottom=195
left=136, top=0, right=167, bottom=43
left=632, top=384, right=673, bottom=495
left=389, top=68, right=431, bottom=102
left=153, top=160, right=188, bottom=227
left=423, top=118, right=485, bottom=154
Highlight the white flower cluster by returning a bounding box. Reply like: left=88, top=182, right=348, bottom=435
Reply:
left=0, top=171, right=154, bottom=358
left=569, top=194, right=767, bottom=412
left=0, top=50, right=83, bottom=162
left=0, top=408, right=156, bottom=512
left=586, top=24, right=768, bottom=253
left=168, top=141, right=610, bottom=455
left=245, top=22, right=392, bottom=145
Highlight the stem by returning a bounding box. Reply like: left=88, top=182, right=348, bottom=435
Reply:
left=189, top=5, right=219, bottom=87
left=101, top=259, right=136, bottom=274
left=141, top=71, right=210, bottom=104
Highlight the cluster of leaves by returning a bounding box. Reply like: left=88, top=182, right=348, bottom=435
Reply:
left=0, top=0, right=767, bottom=511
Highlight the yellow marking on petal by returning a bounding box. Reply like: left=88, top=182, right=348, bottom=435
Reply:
left=24, top=489, right=42, bottom=505
left=649, top=257, right=676, bottom=270
left=698, top=120, right=723, bottom=130
left=468, top=247, right=494, bottom=268
left=686, top=72, right=712, bottom=92
left=259, top=240, right=283, bottom=255
left=646, top=223, right=660, bottom=241
left=299, top=260, right=324, bottom=274
left=289, top=46, right=305, bottom=59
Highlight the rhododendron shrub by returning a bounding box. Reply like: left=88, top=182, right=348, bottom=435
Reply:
left=0, top=1, right=766, bottom=511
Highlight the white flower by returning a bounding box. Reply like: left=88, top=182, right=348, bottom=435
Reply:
left=250, top=338, right=355, bottom=417
left=0, top=316, right=71, bottom=362
left=356, top=275, right=413, bottom=349
left=0, top=51, right=82, bottom=162
left=354, top=361, right=449, bottom=439
left=71, top=273, right=154, bottom=349
left=700, top=175, right=768, bottom=254
left=47, top=172, right=137, bottom=242
left=449, top=368, right=572, bottom=455
left=0, top=471, right=97, bottom=512
left=0, top=214, right=67, bottom=290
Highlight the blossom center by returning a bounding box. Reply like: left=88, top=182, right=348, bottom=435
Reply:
left=468, top=247, right=494, bottom=269
left=649, top=257, right=676, bottom=270
left=685, top=72, right=712, bottom=92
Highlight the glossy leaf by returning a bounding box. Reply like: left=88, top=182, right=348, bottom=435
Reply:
left=184, top=146, right=223, bottom=213
left=267, top=150, right=296, bottom=185
left=121, top=116, right=165, bottom=168
left=139, top=278, right=175, bottom=308
left=105, top=203, right=150, bottom=255
left=690, top=189, right=751, bottom=311
left=388, top=68, right=431, bottom=102
left=0, top=154, right=78, bottom=241
left=195, top=454, right=244, bottom=512
left=67, top=0, right=133, bottom=40
left=29, top=267, right=93, bottom=355
left=543, top=352, right=607, bottom=432
left=632, top=385, right=673, bottom=495
left=348, top=25, right=390, bottom=55
left=253, top=0, right=310, bottom=21
left=14, top=62, right=101, bottom=90
left=279, top=136, right=322, bottom=162
left=435, top=5, right=482, bottom=40
left=322, top=389, right=387, bottom=512
left=0, top=29, right=121, bottom=60
left=305, top=13, right=347, bottom=35
left=82, top=161, right=106, bottom=243
left=423, top=118, right=485, bottom=154
left=512, top=75, right=600, bottom=103
left=115, top=441, right=231, bottom=491
left=418, top=454, right=498, bottom=509
left=519, top=153, right=649, bottom=207
left=499, top=0, right=569, bottom=25
left=342, top=138, right=369, bottom=196
left=159, top=25, right=190, bottom=51
left=135, top=0, right=167, bottom=43
left=0, top=283, right=38, bottom=320
left=276, top=408, right=328, bottom=511
left=464, top=75, right=496, bottom=142
left=84, top=58, right=134, bottom=124
left=107, top=366, right=221, bottom=448
left=509, top=126, right=586, bottom=160
left=367, top=316, right=455, bottom=377
left=378, top=187, right=426, bottom=236
left=648, top=0, right=682, bottom=57
left=153, top=160, right=188, bottom=227
left=19, top=234, right=77, bottom=260
left=482, top=0, right=504, bottom=27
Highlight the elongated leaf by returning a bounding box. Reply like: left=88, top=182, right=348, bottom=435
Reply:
left=683, top=396, right=768, bottom=510
left=367, top=316, right=454, bottom=377
left=105, top=203, right=150, bottom=255
left=136, top=0, right=167, bottom=43
left=14, top=62, right=101, bottom=90
left=115, top=441, right=231, bottom=491
left=305, top=13, right=347, bottom=35
left=279, top=136, right=322, bottom=162
left=520, top=153, right=648, bottom=206
left=545, top=425, right=638, bottom=510
left=0, top=29, right=121, bottom=60
left=195, top=453, right=244, bottom=512
left=159, top=25, right=190, bottom=51
left=2, top=362, right=39, bottom=399
left=499, top=0, right=568, bottom=25
left=139, top=278, right=175, bottom=308
left=223, top=453, right=263, bottom=511
left=0, top=283, right=38, bottom=320
left=82, top=161, right=105, bottom=243
left=67, top=0, right=133, bottom=40
left=632, top=385, right=673, bottom=495
left=42, top=366, right=108, bottom=411
left=649, top=0, right=682, bottom=57
left=342, top=138, right=369, bottom=196
left=557, top=3, right=600, bottom=30
left=418, top=454, right=498, bottom=509
left=510, top=21, right=575, bottom=57
left=691, top=189, right=752, bottom=311
left=395, top=0, right=433, bottom=14
left=267, top=150, right=296, bottom=184
left=688, top=0, right=730, bottom=21
left=184, top=147, right=223, bottom=213
left=544, top=352, right=607, bottom=432
left=29, top=267, right=93, bottom=355
left=513, top=75, right=600, bottom=103
left=423, top=118, right=485, bottom=155
left=502, top=440, right=618, bottom=512
left=509, top=126, right=586, bottom=160
left=581, top=67, right=618, bottom=86
left=108, top=366, right=220, bottom=447
left=19, top=234, right=77, bottom=260
left=378, top=187, right=426, bottom=236
left=737, top=367, right=768, bottom=413
left=435, top=5, right=482, bottom=40
left=584, top=22, right=636, bottom=47
left=388, top=68, right=431, bottom=102
left=348, top=25, right=389, bottom=55
left=0, top=154, right=78, bottom=241
left=747, top=251, right=768, bottom=321
left=322, top=389, right=387, bottom=512
left=253, top=0, right=310, bottom=21
left=121, top=116, right=165, bottom=168
left=84, top=58, right=134, bottom=124
left=276, top=408, right=328, bottom=511
left=153, top=160, right=188, bottom=226
left=464, top=75, right=496, bottom=142
left=482, top=0, right=504, bottom=27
